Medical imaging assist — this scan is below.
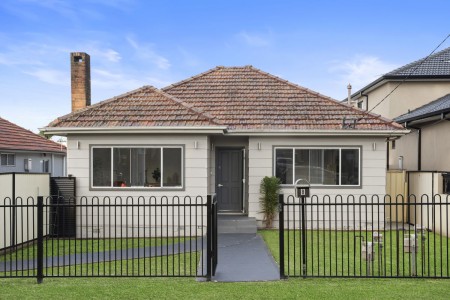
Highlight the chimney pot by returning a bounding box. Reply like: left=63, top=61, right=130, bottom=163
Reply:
left=71, top=52, right=91, bottom=112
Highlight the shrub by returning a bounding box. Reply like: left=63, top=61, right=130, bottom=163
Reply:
left=259, top=176, right=281, bottom=228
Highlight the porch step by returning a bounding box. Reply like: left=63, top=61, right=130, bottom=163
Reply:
left=217, top=215, right=257, bottom=234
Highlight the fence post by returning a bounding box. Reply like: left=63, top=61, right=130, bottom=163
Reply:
left=301, top=195, right=307, bottom=277
left=206, top=195, right=212, bottom=281
left=278, top=194, right=285, bottom=279
left=37, top=196, right=44, bottom=284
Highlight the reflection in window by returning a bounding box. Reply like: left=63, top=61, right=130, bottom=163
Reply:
left=92, top=146, right=182, bottom=188
left=275, top=147, right=359, bottom=186
left=93, top=148, right=111, bottom=187
left=276, top=149, right=293, bottom=184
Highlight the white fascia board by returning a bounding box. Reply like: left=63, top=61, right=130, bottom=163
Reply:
left=225, top=129, right=410, bottom=137
left=41, top=126, right=228, bottom=136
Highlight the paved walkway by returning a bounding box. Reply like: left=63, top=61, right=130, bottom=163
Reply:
left=0, top=239, right=204, bottom=272
left=211, top=233, right=280, bottom=282
left=2, top=234, right=281, bottom=282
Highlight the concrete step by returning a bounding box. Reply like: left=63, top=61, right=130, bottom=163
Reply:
left=217, top=215, right=257, bottom=234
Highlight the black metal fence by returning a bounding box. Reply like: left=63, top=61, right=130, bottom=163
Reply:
left=0, top=195, right=217, bottom=283
left=279, top=194, right=450, bottom=278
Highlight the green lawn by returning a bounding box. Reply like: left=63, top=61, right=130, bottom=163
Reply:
left=260, top=229, right=450, bottom=278
left=0, top=277, right=449, bottom=300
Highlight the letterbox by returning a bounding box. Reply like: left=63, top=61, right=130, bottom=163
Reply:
left=294, top=179, right=310, bottom=198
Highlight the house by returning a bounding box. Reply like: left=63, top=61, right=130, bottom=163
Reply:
left=41, top=52, right=406, bottom=228
left=0, top=116, right=66, bottom=176
left=349, top=47, right=450, bottom=171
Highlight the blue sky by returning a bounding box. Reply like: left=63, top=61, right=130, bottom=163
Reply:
left=0, top=0, right=449, bottom=133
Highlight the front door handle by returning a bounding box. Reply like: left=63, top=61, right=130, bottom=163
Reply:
left=217, top=184, right=223, bottom=187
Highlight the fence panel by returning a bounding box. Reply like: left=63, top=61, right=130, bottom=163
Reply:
left=279, top=194, right=450, bottom=278
left=1, top=195, right=217, bottom=282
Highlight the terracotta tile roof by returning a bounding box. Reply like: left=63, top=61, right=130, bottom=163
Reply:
left=48, top=86, right=221, bottom=128
left=0, top=117, right=66, bottom=153
left=163, top=66, right=402, bottom=131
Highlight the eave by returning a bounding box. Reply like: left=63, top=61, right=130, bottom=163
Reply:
left=40, top=126, right=228, bottom=136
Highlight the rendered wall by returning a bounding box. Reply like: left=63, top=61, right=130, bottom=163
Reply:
left=66, top=134, right=209, bottom=238
left=247, top=136, right=387, bottom=229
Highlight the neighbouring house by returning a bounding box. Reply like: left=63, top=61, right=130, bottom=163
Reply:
left=349, top=47, right=450, bottom=171
left=0, top=116, right=66, bottom=176
left=41, top=52, right=407, bottom=229
left=394, top=94, right=450, bottom=193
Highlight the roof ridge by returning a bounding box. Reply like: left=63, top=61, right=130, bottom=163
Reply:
left=387, top=46, right=450, bottom=76
left=47, top=86, right=153, bottom=127
left=152, top=88, right=224, bottom=125
left=162, top=66, right=222, bottom=91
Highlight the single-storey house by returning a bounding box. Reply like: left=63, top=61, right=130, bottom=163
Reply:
left=0, top=116, right=66, bottom=176
left=42, top=52, right=407, bottom=228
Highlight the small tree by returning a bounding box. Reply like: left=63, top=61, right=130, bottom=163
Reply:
left=259, top=176, right=281, bottom=228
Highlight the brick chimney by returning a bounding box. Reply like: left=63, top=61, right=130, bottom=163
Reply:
left=70, top=52, right=91, bottom=112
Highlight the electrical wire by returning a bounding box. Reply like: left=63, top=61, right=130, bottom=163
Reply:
left=355, top=33, right=450, bottom=130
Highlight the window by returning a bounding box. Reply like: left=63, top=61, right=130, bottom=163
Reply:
left=391, top=140, right=396, bottom=150
left=91, top=146, right=183, bottom=188
left=42, top=160, right=50, bottom=173
left=1, top=153, right=15, bottom=166
left=274, top=147, right=360, bottom=186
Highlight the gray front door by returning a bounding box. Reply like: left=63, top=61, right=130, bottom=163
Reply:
left=216, top=148, right=243, bottom=212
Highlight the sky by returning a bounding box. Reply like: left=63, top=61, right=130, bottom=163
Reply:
left=0, top=0, right=449, bottom=133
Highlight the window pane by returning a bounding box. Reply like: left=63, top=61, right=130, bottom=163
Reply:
left=309, top=149, right=323, bottom=184
left=275, top=149, right=293, bottom=184
left=131, top=148, right=146, bottom=186
left=163, top=148, right=182, bottom=187
left=295, top=149, right=309, bottom=182
left=145, top=148, right=161, bottom=187
left=113, top=148, right=131, bottom=187
left=93, top=148, right=111, bottom=187
left=1, top=154, right=6, bottom=166
left=8, top=154, right=15, bottom=166
left=341, top=149, right=359, bottom=185
left=323, top=149, right=339, bottom=185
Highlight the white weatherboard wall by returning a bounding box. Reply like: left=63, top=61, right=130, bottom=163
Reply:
left=66, top=134, right=209, bottom=238
left=248, top=136, right=387, bottom=229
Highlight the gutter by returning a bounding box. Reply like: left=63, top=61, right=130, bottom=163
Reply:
left=396, top=110, right=450, bottom=125
left=226, top=129, right=409, bottom=137
left=41, top=126, right=228, bottom=136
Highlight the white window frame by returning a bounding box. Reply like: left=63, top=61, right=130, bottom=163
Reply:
left=273, top=146, right=361, bottom=187
left=91, top=145, right=184, bottom=190
left=1, top=153, right=16, bottom=167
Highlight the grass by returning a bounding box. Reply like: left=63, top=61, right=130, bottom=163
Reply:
left=0, top=277, right=450, bottom=299
left=260, top=229, right=450, bottom=277
left=0, top=237, right=191, bottom=262
left=1, top=231, right=450, bottom=299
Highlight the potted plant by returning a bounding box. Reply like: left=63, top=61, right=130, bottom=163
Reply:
left=259, top=176, right=281, bottom=228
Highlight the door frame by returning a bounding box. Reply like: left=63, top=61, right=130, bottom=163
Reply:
left=215, top=147, right=245, bottom=213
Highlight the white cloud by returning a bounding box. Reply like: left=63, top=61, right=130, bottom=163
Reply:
left=329, top=55, right=399, bottom=90
left=23, top=68, right=68, bottom=85
left=126, top=36, right=171, bottom=70
left=237, top=31, right=271, bottom=47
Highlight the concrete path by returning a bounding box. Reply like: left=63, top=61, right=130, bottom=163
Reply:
left=211, top=233, right=280, bottom=282
left=0, top=239, right=204, bottom=272
left=2, top=234, right=281, bottom=282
